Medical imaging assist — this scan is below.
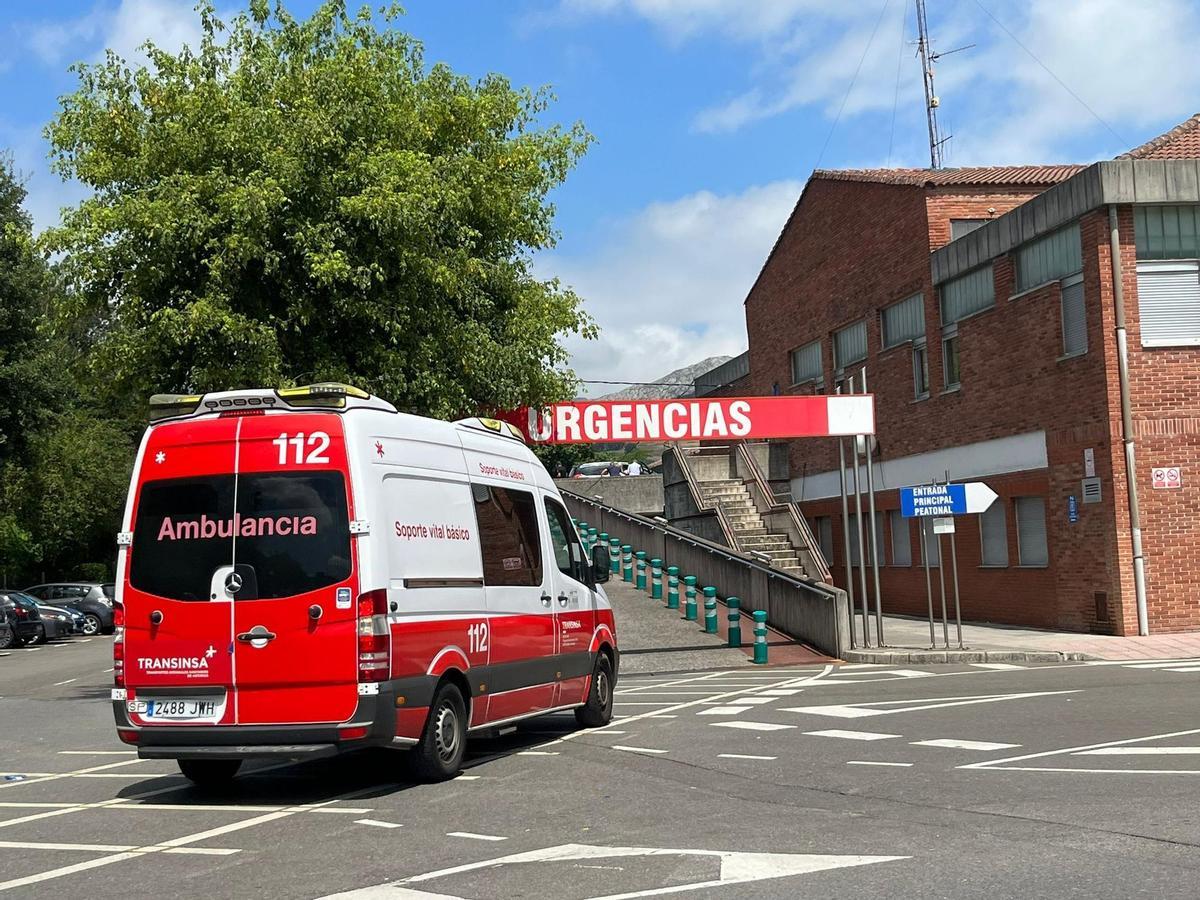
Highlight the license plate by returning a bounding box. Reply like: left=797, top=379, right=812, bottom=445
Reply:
left=143, top=698, right=218, bottom=720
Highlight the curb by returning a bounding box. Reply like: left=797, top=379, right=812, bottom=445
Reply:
left=841, top=649, right=1097, bottom=664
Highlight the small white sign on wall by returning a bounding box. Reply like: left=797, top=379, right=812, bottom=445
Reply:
left=1084, top=448, right=1096, bottom=478
left=932, top=517, right=956, bottom=534
left=1151, top=466, right=1183, bottom=490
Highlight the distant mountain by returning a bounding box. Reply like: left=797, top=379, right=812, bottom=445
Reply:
left=596, top=356, right=733, bottom=401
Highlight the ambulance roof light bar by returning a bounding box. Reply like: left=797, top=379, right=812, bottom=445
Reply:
left=455, top=416, right=527, bottom=443
left=148, top=383, right=395, bottom=422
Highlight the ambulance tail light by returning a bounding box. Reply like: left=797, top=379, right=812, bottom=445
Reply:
left=357, top=589, right=390, bottom=683
left=112, top=603, right=125, bottom=687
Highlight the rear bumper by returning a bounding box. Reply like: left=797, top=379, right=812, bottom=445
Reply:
left=114, top=682, right=399, bottom=761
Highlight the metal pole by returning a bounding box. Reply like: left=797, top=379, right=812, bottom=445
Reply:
left=850, top=427, right=871, bottom=647
left=861, top=368, right=885, bottom=647
left=946, top=469, right=964, bottom=649
left=1109, top=205, right=1149, bottom=635
left=836, top=387, right=858, bottom=650
left=920, top=518, right=935, bottom=647
left=936, top=523, right=949, bottom=649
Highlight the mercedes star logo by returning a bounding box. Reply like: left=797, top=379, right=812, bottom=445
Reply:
left=225, top=572, right=244, bottom=594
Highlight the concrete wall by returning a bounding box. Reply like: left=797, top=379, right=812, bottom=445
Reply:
left=554, top=475, right=663, bottom=517
left=661, top=451, right=728, bottom=546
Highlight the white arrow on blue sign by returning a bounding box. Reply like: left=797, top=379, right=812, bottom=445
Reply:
left=900, top=482, right=998, bottom=517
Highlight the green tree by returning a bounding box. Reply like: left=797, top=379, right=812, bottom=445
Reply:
left=44, top=0, right=595, bottom=418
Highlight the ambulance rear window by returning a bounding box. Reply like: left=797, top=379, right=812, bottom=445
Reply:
left=131, top=472, right=351, bottom=601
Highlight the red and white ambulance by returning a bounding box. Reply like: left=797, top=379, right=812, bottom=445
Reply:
left=112, top=384, right=617, bottom=785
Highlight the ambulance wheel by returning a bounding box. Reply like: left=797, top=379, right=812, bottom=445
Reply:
left=178, top=759, right=242, bottom=787
left=412, top=683, right=467, bottom=782
left=575, top=653, right=614, bottom=728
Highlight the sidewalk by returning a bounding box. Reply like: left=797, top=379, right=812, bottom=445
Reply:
left=843, top=612, right=1200, bottom=663
left=604, top=577, right=829, bottom=674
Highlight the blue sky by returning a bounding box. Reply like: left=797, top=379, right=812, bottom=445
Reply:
left=4, top=0, right=1200, bottom=390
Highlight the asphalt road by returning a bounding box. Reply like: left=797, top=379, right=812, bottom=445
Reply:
left=4, top=640, right=1200, bottom=898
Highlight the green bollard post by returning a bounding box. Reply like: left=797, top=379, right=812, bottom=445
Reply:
left=727, top=597, right=742, bottom=648
left=650, top=559, right=663, bottom=600
left=588, top=528, right=598, bottom=555
left=635, top=551, right=647, bottom=591
left=703, top=586, right=718, bottom=634
left=622, top=545, right=634, bottom=583
left=753, top=610, right=768, bottom=664
left=666, top=567, right=680, bottom=610
left=684, top=576, right=698, bottom=621
left=608, top=538, right=620, bottom=574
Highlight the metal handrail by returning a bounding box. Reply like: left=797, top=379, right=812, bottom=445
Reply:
left=561, top=488, right=838, bottom=600
left=735, top=443, right=833, bottom=584
left=664, top=443, right=743, bottom=552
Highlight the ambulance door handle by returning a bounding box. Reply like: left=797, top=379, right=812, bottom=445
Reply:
left=236, top=627, right=277, bottom=643
left=540, top=593, right=553, bottom=608
left=557, top=594, right=569, bottom=607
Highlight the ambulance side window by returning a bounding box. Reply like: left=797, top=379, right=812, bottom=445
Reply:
left=472, top=485, right=543, bottom=587
left=543, top=498, right=584, bottom=583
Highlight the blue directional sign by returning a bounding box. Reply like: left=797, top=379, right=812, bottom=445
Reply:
left=900, top=482, right=998, bottom=518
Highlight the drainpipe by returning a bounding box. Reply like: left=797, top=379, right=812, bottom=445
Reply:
left=1108, top=204, right=1149, bottom=636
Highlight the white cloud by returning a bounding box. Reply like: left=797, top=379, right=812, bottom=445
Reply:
left=27, top=0, right=205, bottom=68
left=540, top=180, right=802, bottom=393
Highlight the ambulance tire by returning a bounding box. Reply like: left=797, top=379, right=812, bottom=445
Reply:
left=178, top=759, right=242, bottom=787
left=575, top=653, right=614, bottom=728
left=412, top=682, right=467, bottom=782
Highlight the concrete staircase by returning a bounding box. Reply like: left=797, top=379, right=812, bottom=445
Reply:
left=698, top=479, right=805, bottom=576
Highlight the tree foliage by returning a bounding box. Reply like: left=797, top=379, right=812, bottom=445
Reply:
left=44, top=0, right=595, bottom=418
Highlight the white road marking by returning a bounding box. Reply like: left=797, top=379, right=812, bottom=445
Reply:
left=453, top=775, right=481, bottom=781
left=912, top=739, right=1022, bottom=751
left=782, top=691, right=1080, bottom=719
left=0, top=840, right=237, bottom=856
left=52, top=679, right=76, bottom=686
left=645, top=715, right=677, bottom=719
left=1074, top=747, right=1200, bottom=756
left=759, top=689, right=803, bottom=696
left=617, top=690, right=734, bottom=696
left=615, top=702, right=679, bottom=707
left=103, top=668, right=114, bottom=673
left=732, top=697, right=775, bottom=705
left=1124, top=662, right=1200, bottom=669
left=356, top=819, right=404, bottom=829
left=960, top=727, right=1200, bottom=773
left=1163, top=666, right=1200, bottom=672
left=0, top=759, right=151, bottom=794
left=968, top=663, right=1025, bottom=670
left=57, top=751, right=136, bottom=756
left=447, top=831, right=507, bottom=841
left=718, top=754, right=777, bottom=760
left=804, top=730, right=900, bottom=741
left=612, top=746, right=668, bottom=755
left=1083, top=659, right=1197, bottom=666
left=516, top=751, right=560, bottom=756
left=697, top=707, right=751, bottom=716
left=838, top=663, right=882, bottom=669
left=711, top=721, right=795, bottom=732
left=846, top=761, right=913, bottom=767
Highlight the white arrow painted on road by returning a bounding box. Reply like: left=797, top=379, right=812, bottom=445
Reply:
left=324, top=844, right=909, bottom=899
left=781, top=690, right=1080, bottom=719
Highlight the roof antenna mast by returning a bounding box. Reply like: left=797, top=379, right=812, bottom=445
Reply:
left=914, top=0, right=972, bottom=169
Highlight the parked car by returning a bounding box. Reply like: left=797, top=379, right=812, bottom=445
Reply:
left=0, top=605, right=12, bottom=651
left=21, top=583, right=114, bottom=636
left=569, top=461, right=629, bottom=478
left=0, top=592, right=66, bottom=647
left=34, top=602, right=85, bottom=635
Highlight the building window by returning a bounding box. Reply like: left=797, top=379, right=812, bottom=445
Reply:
left=1015, top=496, right=1049, bottom=567
left=1135, top=205, right=1200, bottom=260
left=881, top=293, right=925, bottom=348
left=847, top=512, right=884, bottom=567
left=833, top=321, right=868, bottom=371
left=1015, top=224, right=1082, bottom=292
left=1136, top=260, right=1200, bottom=347
left=1060, top=273, right=1087, bottom=356
left=980, top=501, right=1008, bottom=567
left=918, top=519, right=940, bottom=567
left=889, top=510, right=911, bottom=566
left=812, top=516, right=834, bottom=564
left=790, top=340, right=823, bottom=386
left=940, top=265, right=995, bottom=324
left=950, top=218, right=988, bottom=241
left=942, top=328, right=960, bottom=389
left=913, top=340, right=929, bottom=399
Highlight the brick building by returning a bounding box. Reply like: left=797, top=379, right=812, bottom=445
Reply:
left=708, top=114, right=1200, bottom=635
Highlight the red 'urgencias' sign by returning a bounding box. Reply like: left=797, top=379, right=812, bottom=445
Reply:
left=501, top=395, right=875, bottom=444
